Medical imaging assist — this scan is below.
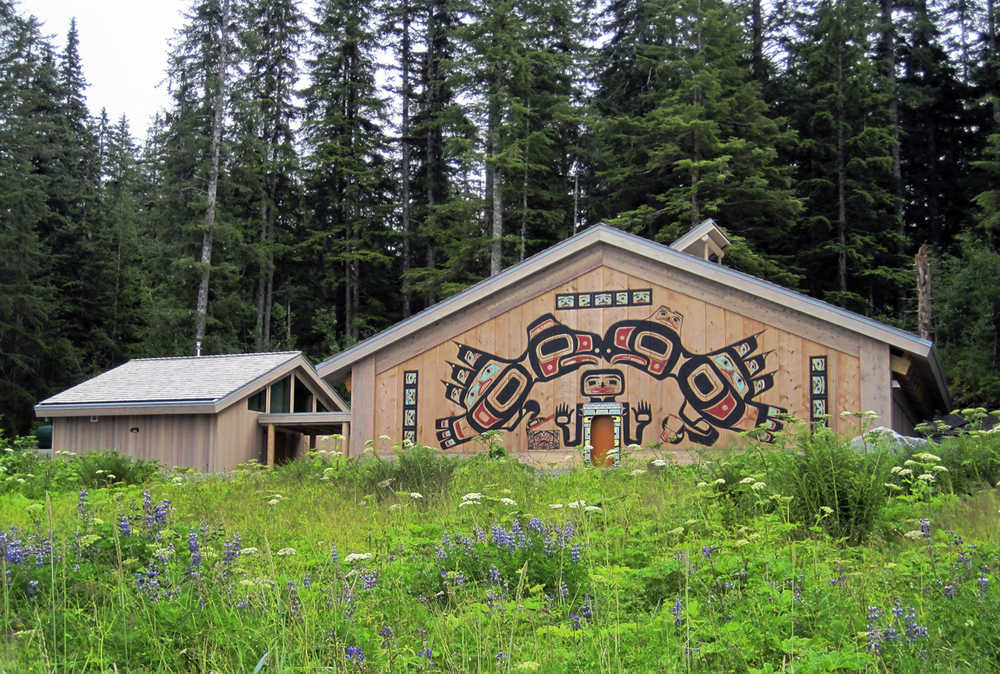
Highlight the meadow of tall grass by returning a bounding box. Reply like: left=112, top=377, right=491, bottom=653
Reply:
left=0, top=416, right=998, bottom=672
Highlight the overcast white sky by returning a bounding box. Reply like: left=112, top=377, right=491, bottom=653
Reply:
left=17, top=0, right=189, bottom=138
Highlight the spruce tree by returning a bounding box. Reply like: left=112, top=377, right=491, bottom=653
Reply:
left=231, top=0, right=303, bottom=350
left=588, top=0, right=801, bottom=283
left=300, top=0, right=396, bottom=350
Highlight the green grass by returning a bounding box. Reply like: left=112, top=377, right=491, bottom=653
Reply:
left=0, top=432, right=998, bottom=672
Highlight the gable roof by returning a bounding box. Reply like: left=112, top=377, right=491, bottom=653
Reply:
left=36, top=351, right=348, bottom=416
left=317, top=223, right=949, bottom=412
left=669, top=218, right=732, bottom=258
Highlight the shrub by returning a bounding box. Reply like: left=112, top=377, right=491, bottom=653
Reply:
left=771, top=425, right=895, bottom=543
left=350, top=442, right=461, bottom=496
left=72, top=450, right=160, bottom=488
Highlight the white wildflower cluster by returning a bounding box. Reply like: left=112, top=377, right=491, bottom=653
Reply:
left=276, top=547, right=296, bottom=556
left=460, top=492, right=483, bottom=508
left=267, top=493, right=284, bottom=506
left=344, top=552, right=373, bottom=563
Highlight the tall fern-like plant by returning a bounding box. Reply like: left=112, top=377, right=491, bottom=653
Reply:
left=775, top=425, right=894, bottom=543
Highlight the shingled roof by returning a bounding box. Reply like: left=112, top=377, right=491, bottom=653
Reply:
left=36, top=351, right=346, bottom=415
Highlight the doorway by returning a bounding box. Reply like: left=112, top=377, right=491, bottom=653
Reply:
left=589, top=415, right=616, bottom=467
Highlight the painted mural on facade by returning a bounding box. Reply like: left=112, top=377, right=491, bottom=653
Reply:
left=434, top=304, right=786, bottom=451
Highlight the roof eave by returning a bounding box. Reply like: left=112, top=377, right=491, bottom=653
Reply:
left=317, top=224, right=943, bottom=394
left=35, top=400, right=218, bottom=417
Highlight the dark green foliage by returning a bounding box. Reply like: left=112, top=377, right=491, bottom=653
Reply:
left=774, top=427, right=895, bottom=543
left=704, top=426, right=895, bottom=543
left=350, top=442, right=460, bottom=495
left=5, top=0, right=1000, bottom=430
left=934, top=236, right=1000, bottom=406
left=71, top=450, right=161, bottom=488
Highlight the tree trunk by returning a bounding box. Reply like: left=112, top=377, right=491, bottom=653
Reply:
left=915, top=244, right=932, bottom=340
left=990, top=0, right=1000, bottom=125
left=255, top=198, right=269, bottom=350
left=194, top=0, right=230, bottom=352
left=836, top=35, right=847, bottom=294
left=400, top=3, right=413, bottom=317
left=491, top=164, right=503, bottom=275
left=879, top=0, right=905, bottom=310
left=750, top=0, right=765, bottom=84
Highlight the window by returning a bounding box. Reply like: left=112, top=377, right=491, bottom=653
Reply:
left=247, top=389, right=266, bottom=412
left=294, top=378, right=313, bottom=413
left=269, top=377, right=290, bottom=413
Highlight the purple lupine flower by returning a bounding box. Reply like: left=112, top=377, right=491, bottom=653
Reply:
left=223, top=533, right=241, bottom=565
left=488, top=565, right=503, bottom=586
left=434, top=545, right=447, bottom=560
left=418, top=648, right=434, bottom=665
left=944, top=584, right=955, bottom=600
left=287, top=581, right=302, bottom=619
left=497, top=651, right=506, bottom=664
left=27, top=580, right=39, bottom=596
left=343, top=582, right=356, bottom=617
left=77, top=489, right=88, bottom=518
left=581, top=593, right=593, bottom=619
left=379, top=625, right=394, bottom=648
left=188, top=532, right=202, bottom=568
left=559, top=581, right=569, bottom=599
left=866, top=623, right=880, bottom=653
left=236, top=598, right=250, bottom=610
left=543, top=532, right=555, bottom=558
left=570, top=543, right=581, bottom=564
left=345, top=645, right=365, bottom=665
left=331, top=542, right=339, bottom=564
left=360, top=569, right=377, bottom=590
left=569, top=612, right=581, bottom=630
left=919, top=518, right=931, bottom=539
left=527, top=517, right=546, bottom=534
left=119, top=516, right=131, bottom=537
left=867, top=606, right=881, bottom=621
left=672, top=598, right=684, bottom=626
left=904, top=607, right=927, bottom=641
left=154, top=501, right=171, bottom=527
left=303, top=573, right=313, bottom=590
left=701, top=545, right=715, bottom=560
left=979, top=576, right=989, bottom=597
left=511, top=519, right=527, bottom=549
left=562, top=521, right=575, bottom=543
left=882, top=625, right=900, bottom=642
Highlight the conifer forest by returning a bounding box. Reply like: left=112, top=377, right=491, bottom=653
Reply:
left=2, top=0, right=1000, bottom=436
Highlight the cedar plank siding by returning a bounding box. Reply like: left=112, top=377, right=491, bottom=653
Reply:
left=361, top=262, right=878, bottom=455
left=54, top=415, right=215, bottom=471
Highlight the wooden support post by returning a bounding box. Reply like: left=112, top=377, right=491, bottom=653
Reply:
left=266, top=424, right=275, bottom=467
left=341, top=423, right=350, bottom=458
left=309, top=434, right=316, bottom=450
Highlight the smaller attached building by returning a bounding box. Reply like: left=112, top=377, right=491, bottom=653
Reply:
left=35, top=352, right=349, bottom=471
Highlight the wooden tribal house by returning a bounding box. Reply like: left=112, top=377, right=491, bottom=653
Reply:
left=317, top=222, right=949, bottom=464
left=35, top=352, right=349, bottom=471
